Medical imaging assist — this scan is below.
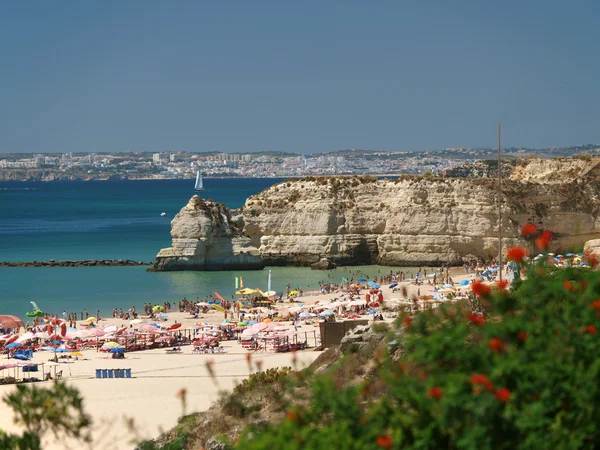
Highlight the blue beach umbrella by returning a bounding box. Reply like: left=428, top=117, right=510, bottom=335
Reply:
left=371, top=284, right=380, bottom=289
left=367, top=309, right=378, bottom=315
left=388, top=283, right=398, bottom=289
left=5, top=343, right=21, bottom=349
left=55, top=347, right=69, bottom=353
left=110, top=347, right=125, bottom=353
left=357, top=278, right=367, bottom=283
left=460, top=279, right=469, bottom=286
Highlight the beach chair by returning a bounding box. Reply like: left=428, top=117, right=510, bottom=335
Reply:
left=56, top=370, right=63, bottom=380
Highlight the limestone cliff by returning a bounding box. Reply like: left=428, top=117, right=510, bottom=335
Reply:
left=151, top=196, right=263, bottom=271
left=241, top=158, right=600, bottom=266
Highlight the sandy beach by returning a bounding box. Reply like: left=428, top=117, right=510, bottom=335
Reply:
left=0, top=266, right=481, bottom=449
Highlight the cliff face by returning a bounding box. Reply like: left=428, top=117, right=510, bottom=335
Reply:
left=151, top=196, right=263, bottom=271
left=241, top=159, right=600, bottom=266
left=153, top=158, right=600, bottom=270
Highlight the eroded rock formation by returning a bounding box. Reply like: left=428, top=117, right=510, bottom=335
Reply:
left=241, top=158, right=600, bottom=266
left=153, top=158, right=600, bottom=270
left=151, top=196, right=263, bottom=271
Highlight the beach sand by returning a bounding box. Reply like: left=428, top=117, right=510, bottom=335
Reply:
left=0, top=266, right=482, bottom=449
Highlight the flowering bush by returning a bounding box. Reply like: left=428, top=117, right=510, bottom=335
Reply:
left=235, top=260, right=600, bottom=449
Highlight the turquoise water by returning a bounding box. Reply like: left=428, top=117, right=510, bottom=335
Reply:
left=0, top=179, right=413, bottom=319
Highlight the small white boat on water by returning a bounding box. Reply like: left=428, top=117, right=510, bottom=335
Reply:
left=194, top=170, right=204, bottom=191
left=160, top=212, right=166, bottom=217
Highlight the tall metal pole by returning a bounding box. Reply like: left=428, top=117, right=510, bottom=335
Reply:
left=498, top=123, right=502, bottom=282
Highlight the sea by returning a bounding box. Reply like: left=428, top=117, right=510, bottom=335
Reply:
left=0, top=178, right=415, bottom=320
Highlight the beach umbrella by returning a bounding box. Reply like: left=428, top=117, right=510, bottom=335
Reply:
left=102, top=341, right=120, bottom=348
left=167, top=323, right=182, bottom=331
left=357, top=278, right=367, bottom=283
left=388, top=283, right=398, bottom=289
left=247, top=320, right=257, bottom=325
left=237, top=322, right=247, bottom=327
left=371, top=285, right=380, bottom=289
left=55, top=347, right=69, bottom=353
left=110, top=347, right=125, bottom=353
left=5, top=342, right=21, bottom=349
left=236, top=288, right=258, bottom=295
left=262, top=318, right=272, bottom=323
left=69, top=352, right=83, bottom=357
left=288, top=290, right=299, bottom=297
left=251, top=323, right=268, bottom=331
left=152, top=305, right=164, bottom=313
left=367, top=309, right=378, bottom=315
left=443, top=284, right=453, bottom=288
left=320, top=310, right=335, bottom=317
left=196, top=302, right=209, bottom=307
left=85, top=317, right=97, bottom=323
left=460, top=279, right=469, bottom=286
left=88, top=328, right=105, bottom=337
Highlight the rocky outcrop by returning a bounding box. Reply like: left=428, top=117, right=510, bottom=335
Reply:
left=240, top=158, right=600, bottom=266
left=151, top=196, right=263, bottom=271
left=1, top=260, right=150, bottom=267
left=311, top=258, right=336, bottom=270
left=153, top=158, right=600, bottom=270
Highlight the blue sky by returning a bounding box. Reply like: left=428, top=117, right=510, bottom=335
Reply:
left=0, top=1, right=598, bottom=153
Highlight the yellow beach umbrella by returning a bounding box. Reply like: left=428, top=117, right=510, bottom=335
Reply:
left=85, top=317, right=96, bottom=323
left=102, top=341, right=120, bottom=348
left=236, top=288, right=258, bottom=295
left=69, top=352, right=83, bottom=357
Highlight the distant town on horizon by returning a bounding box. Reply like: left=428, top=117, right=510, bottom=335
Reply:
left=0, top=144, right=598, bottom=181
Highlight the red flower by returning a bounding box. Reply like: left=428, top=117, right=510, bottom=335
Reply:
left=507, top=247, right=528, bottom=263
left=489, top=337, right=505, bottom=353
left=470, top=373, right=489, bottom=385
left=286, top=411, right=297, bottom=421
left=467, top=312, right=486, bottom=325
left=471, top=281, right=491, bottom=297
left=403, top=316, right=412, bottom=327
left=517, top=331, right=528, bottom=342
left=583, top=325, right=597, bottom=335
left=536, top=230, right=552, bottom=250
left=485, top=380, right=496, bottom=392
left=495, top=387, right=511, bottom=403
left=591, top=300, right=600, bottom=310
left=376, top=435, right=392, bottom=449
left=521, top=223, right=537, bottom=238
left=496, top=279, right=509, bottom=290
left=428, top=386, right=443, bottom=400
left=563, top=280, right=574, bottom=292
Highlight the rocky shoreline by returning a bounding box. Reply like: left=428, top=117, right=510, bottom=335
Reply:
left=0, top=259, right=152, bottom=268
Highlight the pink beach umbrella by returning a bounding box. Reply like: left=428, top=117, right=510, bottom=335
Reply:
left=88, top=328, right=105, bottom=337
left=74, top=329, right=91, bottom=339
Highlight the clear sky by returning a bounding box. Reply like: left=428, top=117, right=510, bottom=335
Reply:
left=1, top=1, right=599, bottom=154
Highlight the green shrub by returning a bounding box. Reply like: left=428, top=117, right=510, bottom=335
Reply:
left=235, top=264, right=600, bottom=449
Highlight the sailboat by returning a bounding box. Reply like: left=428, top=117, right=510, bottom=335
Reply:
left=194, top=170, right=204, bottom=191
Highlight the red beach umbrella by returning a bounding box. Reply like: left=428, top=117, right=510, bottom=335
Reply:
left=167, top=323, right=182, bottom=331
